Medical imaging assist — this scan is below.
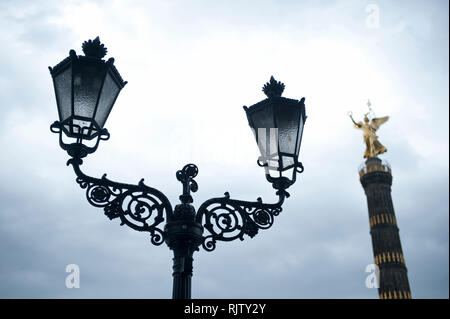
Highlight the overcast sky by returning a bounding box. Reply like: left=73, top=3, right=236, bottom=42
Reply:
left=0, top=0, right=448, bottom=298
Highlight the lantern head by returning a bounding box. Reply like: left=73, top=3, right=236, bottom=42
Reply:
left=244, top=76, right=306, bottom=190
left=49, top=37, right=127, bottom=158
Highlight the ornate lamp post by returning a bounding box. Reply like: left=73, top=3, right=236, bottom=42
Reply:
left=49, top=38, right=307, bottom=299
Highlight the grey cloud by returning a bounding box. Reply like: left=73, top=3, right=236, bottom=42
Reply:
left=0, top=0, right=448, bottom=299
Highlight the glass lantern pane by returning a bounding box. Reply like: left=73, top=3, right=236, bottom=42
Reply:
left=94, top=72, right=120, bottom=129
left=73, top=64, right=104, bottom=119
left=254, top=127, right=279, bottom=166
left=251, top=105, right=275, bottom=128
left=72, top=118, right=92, bottom=135
left=276, top=103, right=300, bottom=156
left=281, top=156, right=294, bottom=169
left=54, top=67, right=72, bottom=122
left=250, top=105, right=275, bottom=159
left=295, top=115, right=305, bottom=156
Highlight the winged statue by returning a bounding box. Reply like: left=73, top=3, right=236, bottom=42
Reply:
left=349, top=108, right=389, bottom=158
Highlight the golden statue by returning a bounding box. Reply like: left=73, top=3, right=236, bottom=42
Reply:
left=349, top=100, right=389, bottom=158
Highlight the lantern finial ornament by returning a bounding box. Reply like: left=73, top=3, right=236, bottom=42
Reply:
left=262, top=76, right=285, bottom=98
left=82, top=36, right=107, bottom=58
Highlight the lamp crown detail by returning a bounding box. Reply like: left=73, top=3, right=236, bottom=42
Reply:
left=82, top=36, right=107, bottom=58
left=263, top=76, right=285, bottom=98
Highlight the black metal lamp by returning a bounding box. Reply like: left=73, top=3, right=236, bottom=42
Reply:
left=49, top=38, right=307, bottom=299
left=244, top=76, right=306, bottom=190
left=49, top=37, right=127, bottom=158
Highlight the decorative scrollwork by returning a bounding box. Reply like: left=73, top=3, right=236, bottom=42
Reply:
left=202, top=235, right=216, bottom=252
left=69, top=160, right=173, bottom=246
left=196, top=192, right=285, bottom=252
left=176, top=164, right=198, bottom=204
left=63, top=151, right=290, bottom=252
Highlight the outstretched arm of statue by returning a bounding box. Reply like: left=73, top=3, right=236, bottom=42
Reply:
left=349, top=113, right=361, bottom=128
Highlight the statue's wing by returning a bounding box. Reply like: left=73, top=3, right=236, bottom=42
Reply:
left=371, top=116, right=389, bottom=130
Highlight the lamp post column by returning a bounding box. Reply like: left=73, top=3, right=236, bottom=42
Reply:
left=165, top=164, right=203, bottom=299
left=165, top=214, right=204, bottom=299
left=172, top=246, right=194, bottom=299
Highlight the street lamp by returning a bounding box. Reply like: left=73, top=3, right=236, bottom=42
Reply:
left=244, top=76, right=306, bottom=190
left=49, top=38, right=307, bottom=299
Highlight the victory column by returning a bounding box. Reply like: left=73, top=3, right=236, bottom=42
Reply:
left=349, top=101, right=412, bottom=299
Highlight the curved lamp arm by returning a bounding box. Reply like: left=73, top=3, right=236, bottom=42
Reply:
left=196, top=189, right=288, bottom=252
left=51, top=120, right=298, bottom=252
left=66, top=157, right=174, bottom=246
